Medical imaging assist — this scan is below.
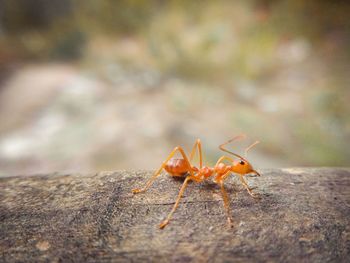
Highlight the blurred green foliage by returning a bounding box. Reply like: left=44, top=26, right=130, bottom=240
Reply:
left=0, top=0, right=348, bottom=57
left=0, top=0, right=349, bottom=168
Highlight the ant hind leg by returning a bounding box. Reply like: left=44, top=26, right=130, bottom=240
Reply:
left=132, top=146, right=194, bottom=194
left=189, top=139, right=203, bottom=169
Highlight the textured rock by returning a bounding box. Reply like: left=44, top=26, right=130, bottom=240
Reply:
left=0, top=168, right=349, bottom=262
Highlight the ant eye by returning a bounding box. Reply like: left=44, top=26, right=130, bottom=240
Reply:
left=239, top=160, right=245, bottom=165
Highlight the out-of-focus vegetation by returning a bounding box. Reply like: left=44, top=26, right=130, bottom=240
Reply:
left=0, top=0, right=349, bottom=175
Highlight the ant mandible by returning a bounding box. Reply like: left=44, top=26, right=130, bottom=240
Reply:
left=132, top=135, right=261, bottom=229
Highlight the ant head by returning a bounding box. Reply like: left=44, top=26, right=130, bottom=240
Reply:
left=219, top=135, right=260, bottom=176
left=231, top=159, right=260, bottom=176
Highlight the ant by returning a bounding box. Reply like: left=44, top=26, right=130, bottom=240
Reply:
left=132, top=135, right=261, bottom=229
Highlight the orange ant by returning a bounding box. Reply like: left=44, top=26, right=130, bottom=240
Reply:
left=132, top=135, right=261, bottom=229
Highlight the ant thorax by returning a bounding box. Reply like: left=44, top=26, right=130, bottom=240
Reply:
left=197, top=166, right=214, bottom=178
left=214, top=162, right=232, bottom=176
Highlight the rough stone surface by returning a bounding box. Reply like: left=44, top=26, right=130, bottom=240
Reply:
left=0, top=168, right=349, bottom=262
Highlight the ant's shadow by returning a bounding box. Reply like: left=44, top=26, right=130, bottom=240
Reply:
left=170, top=174, right=260, bottom=196
left=173, top=177, right=252, bottom=195
left=200, top=181, right=244, bottom=195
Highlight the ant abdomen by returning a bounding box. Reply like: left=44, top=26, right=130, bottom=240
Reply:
left=164, top=158, right=191, bottom=177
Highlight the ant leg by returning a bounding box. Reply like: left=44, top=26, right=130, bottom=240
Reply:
left=189, top=139, right=203, bottom=168
left=177, top=147, right=195, bottom=177
left=238, top=175, right=259, bottom=198
left=215, top=156, right=234, bottom=166
left=218, top=177, right=234, bottom=228
left=159, top=175, right=200, bottom=229
left=132, top=146, right=194, bottom=194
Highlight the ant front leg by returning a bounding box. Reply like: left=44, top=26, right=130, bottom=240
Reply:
left=132, top=146, right=194, bottom=194
left=215, top=155, right=234, bottom=166
left=238, top=175, right=259, bottom=199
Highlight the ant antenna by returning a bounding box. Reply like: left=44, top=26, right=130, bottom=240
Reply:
left=219, top=134, right=248, bottom=161
left=244, top=141, right=260, bottom=157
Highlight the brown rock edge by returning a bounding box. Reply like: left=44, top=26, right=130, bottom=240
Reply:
left=1, top=168, right=349, bottom=262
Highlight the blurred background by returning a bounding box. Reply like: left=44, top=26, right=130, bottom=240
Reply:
left=0, top=0, right=349, bottom=176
